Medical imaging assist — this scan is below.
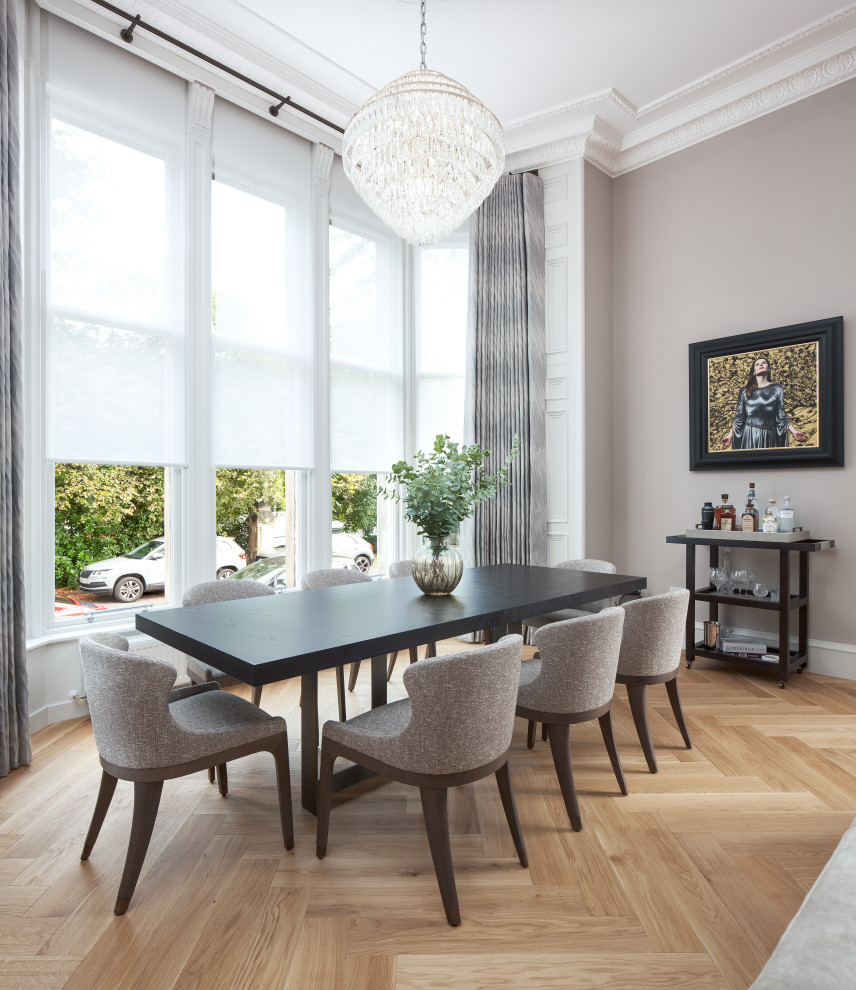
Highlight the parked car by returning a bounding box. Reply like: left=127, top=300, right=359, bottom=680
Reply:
left=332, top=522, right=374, bottom=572
left=79, top=536, right=246, bottom=603
left=257, top=523, right=374, bottom=572
left=54, top=595, right=107, bottom=619
left=228, top=556, right=290, bottom=591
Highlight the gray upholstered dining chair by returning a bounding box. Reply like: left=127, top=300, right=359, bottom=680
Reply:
left=78, top=635, right=293, bottom=916
left=183, top=580, right=276, bottom=708
left=316, top=635, right=528, bottom=926
left=523, top=559, right=618, bottom=633
left=302, top=567, right=373, bottom=720
left=516, top=608, right=627, bottom=831
left=385, top=559, right=436, bottom=681
left=617, top=588, right=692, bottom=773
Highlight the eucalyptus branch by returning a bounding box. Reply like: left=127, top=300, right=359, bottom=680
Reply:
left=381, top=434, right=519, bottom=543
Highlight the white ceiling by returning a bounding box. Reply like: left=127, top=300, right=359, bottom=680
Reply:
left=55, top=0, right=856, bottom=174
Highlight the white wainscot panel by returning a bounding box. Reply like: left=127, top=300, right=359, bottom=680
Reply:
left=546, top=222, right=568, bottom=249
left=546, top=410, right=568, bottom=524
left=547, top=533, right=569, bottom=565
left=543, top=174, right=568, bottom=204
left=546, top=376, right=567, bottom=401
left=546, top=257, right=568, bottom=354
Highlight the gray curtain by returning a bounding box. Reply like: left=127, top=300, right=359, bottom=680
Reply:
left=467, top=172, right=547, bottom=567
left=0, top=0, right=30, bottom=777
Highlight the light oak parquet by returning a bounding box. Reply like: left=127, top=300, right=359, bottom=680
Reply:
left=1, top=646, right=855, bottom=989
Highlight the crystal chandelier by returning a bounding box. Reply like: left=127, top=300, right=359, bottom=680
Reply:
left=342, top=1, right=504, bottom=246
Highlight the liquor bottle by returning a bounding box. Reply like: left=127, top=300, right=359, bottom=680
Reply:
left=714, top=493, right=736, bottom=531
left=779, top=495, right=795, bottom=533
left=762, top=498, right=779, bottom=533
left=741, top=482, right=759, bottom=532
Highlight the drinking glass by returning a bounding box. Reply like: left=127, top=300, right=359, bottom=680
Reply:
left=732, top=568, right=750, bottom=596
left=709, top=567, right=722, bottom=593
left=753, top=582, right=768, bottom=599
left=769, top=587, right=780, bottom=603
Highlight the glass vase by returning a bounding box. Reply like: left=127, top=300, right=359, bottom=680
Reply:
left=412, top=539, right=464, bottom=596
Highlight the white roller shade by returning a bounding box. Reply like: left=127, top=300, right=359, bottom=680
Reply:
left=211, top=100, right=313, bottom=469
left=46, top=17, right=184, bottom=466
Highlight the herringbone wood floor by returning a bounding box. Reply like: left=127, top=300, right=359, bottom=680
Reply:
left=2, top=642, right=855, bottom=990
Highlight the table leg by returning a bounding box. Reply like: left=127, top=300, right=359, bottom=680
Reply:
left=301, top=671, right=319, bottom=815
left=508, top=620, right=523, bottom=637
left=370, top=654, right=387, bottom=709
left=490, top=623, right=509, bottom=642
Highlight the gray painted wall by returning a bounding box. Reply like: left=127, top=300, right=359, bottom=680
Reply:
left=612, top=79, right=855, bottom=666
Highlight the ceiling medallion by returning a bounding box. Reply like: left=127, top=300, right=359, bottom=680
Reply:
left=342, top=1, right=504, bottom=246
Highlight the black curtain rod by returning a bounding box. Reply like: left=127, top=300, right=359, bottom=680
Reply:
left=90, top=0, right=345, bottom=134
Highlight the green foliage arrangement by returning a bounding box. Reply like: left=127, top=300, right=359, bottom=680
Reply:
left=332, top=473, right=378, bottom=547
left=54, top=464, right=165, bottom=587
left=383, top=434, right=518, bottom=544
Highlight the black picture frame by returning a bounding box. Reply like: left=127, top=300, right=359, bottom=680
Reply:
left=689, top=317, right=843, bottom=471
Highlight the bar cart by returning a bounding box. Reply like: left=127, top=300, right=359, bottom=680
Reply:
left=666, top=532, right=835, bottom=688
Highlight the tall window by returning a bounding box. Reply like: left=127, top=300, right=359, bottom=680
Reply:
left=210, top=98, right=313, bottom=584
left=329, top=222, right=403, bottom=572
left=415, top=234, right=469, bottom=452
left=48, top=112, right=181, bottom=618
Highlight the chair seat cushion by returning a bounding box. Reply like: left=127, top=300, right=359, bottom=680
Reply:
left=165, top=691, right=286, bottom=766
left=524, top=608, right=592, bottom=630
left=322, top=699, right=413, bottom=768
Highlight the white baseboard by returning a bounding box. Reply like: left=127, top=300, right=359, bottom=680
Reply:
left=29, top=697, right=90, bottom=733
left=693, top=621, right=856, bottom=680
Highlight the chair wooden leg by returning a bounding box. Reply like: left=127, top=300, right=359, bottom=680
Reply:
left=526, top=720, right=537, bottom=750
left=626, top=682, right=658, bottom=773
left=409, top=646, right=419, bottom=665
left=494, top=762, right=528, bottom=868
left=665, top=675, right=692, bottom=749
left=419, top=787, right=460, bottom=926
left=251, top=685, right=263, bottom=707
left=336, top=666, right=347, bottom=721
left=216, top=763, right=228, bottom=796
left=546, top=722, right=582, bottom=830
left=541, top=723, right=549, bottom=742
left=81, top=770, right=118, bottom=860
left=271, top=736, right=294, bottom=851
left=207, top=767, right=215, bottom=784
left=114, top=780, right=163, bottom=915
left=424, top=642, right=436, bottom=659
left=348, top=661, right=361, bottom=692
left=386, top=650, right=399, bottom=681
left=316, top=741, right=337, bottom=859
left=598, top=710, right=628, bottom=796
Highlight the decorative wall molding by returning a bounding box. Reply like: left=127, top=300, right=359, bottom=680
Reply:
left=546, top=376, right=567, bottom=401
left=312, top=142, right=334, bottom=189
left=508, top=46, right=856, bottom=177
left=187, top=80, right=214, bottom=135
left=545, top=257, right=569, bottom=353
left=546, top=411, right=568, bottom=524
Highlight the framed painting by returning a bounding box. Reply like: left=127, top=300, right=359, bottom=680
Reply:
left=689, top=317, right=843, bottom=470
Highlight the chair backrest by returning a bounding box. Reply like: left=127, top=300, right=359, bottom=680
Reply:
left=618, top=589, right=690, bottom=678
left=79, top=636, right=181, bottom=769
left=301, top=568, right=372, bottom=590
left=182, top=580, right=275, bottom=607
left=395, top=635, right=523, bottom=775
left=556, top=559, right=617, bottom=613
left=388, top=559, right=413, bottom=579
left=85, top=631, right=130, bottom=651
left=530, top=608, right=625, bottom=713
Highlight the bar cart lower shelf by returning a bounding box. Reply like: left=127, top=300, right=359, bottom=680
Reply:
left=666, top=533, right=835, bottom=688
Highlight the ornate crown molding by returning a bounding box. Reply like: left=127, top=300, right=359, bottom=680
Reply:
left=508, top=46, right=856, bottom=177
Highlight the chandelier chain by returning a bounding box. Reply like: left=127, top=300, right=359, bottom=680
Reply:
left=419, top=0, right=427, bottom=69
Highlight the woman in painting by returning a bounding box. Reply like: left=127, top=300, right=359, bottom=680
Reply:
left=721, top=355, right=808, bottom=450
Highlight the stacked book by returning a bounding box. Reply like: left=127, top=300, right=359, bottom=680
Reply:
left=720, top=637, right=767, bottom=658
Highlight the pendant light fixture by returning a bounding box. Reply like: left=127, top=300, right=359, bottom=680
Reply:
left=342, top=0, right=504, bottom=246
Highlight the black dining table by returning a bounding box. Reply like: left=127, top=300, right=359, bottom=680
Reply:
left=136, top=563, right=646, bottom=813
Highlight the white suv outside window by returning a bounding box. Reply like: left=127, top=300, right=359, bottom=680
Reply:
left=78, top=536, right=246, bottom=603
